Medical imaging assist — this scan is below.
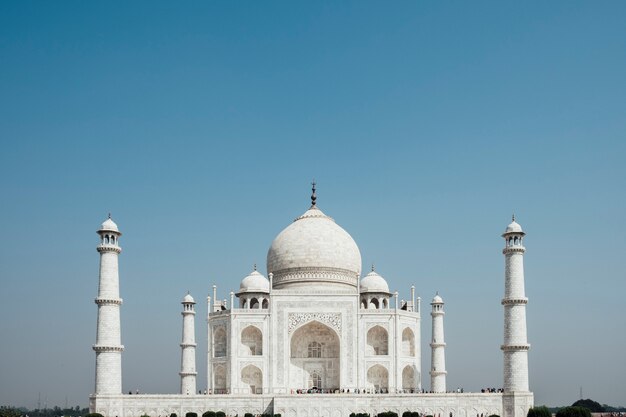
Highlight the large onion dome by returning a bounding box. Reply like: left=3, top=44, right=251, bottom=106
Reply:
left=267, top=189, right=362, bottom=290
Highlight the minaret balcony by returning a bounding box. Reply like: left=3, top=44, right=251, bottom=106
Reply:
left=97, top=244, right=122, bottom=254
left=501, top=298, right=528, bottom=306
left=430, top=342, right=446, bottom=348
left=92, top=344, right=124, bottom=352
left=95, top=297, right=123, bottom=305
left=180, top=342, right=197, bottom=348
left=502, top=247, right=525, bottom=255
left=500, top=344, right=530, bottom=351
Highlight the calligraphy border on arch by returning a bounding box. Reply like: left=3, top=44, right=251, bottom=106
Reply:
left=287, top=312, right=342, bottom=334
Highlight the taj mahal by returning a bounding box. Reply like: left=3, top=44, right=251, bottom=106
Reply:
left=90, top=185, right=533, bottom=417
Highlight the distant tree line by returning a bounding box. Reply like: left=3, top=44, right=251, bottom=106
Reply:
left=1, top=406, right=89, bottom=417
left=530, top=399, right=626, bottom=417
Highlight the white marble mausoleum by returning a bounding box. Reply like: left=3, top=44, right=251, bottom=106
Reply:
left=90, top=185, right=533, bottom=417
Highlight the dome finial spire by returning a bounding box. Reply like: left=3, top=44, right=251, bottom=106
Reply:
left=311, top=180, right=317, bottom=207
left=253, top=263, right=257, bottom=271
left=512, top=213, right=515, bottom=222
left=108, top=212, right=112, bottom=219
left=371, top=263, right=375, bottom=272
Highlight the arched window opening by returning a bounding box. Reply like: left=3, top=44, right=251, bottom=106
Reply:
left=250, top=298, right=259, bottom=309
left=366, top=325, right=388, bottom=355
left=308, top=341, right=321, bottom=358
left=370, top=298, right=380, bottom=309
left=361, top=299, right=367, bottom=309
left=105, top=235, right=110, bottom=244
left=382, top=298, right=388, bottom=309
left=262, top=299, right=269, bottom=309
left=309, top=371, right=322, bottom=389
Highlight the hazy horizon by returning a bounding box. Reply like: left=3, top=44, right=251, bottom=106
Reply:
left=1, top=0, right=625, bottom=410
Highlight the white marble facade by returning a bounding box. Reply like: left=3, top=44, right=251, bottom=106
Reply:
left=91, top=190, right=533, bottom=417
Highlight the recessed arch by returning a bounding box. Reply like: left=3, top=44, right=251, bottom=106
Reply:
left=289, top=320, right=340, bottom=390
left=366, top=325, right=388, bottom=355
left=402, top=327, right=415, bottom=356
left=241, top=364, right=262, bottom=394
left=214, top=364, right=226, bottom=393
left=402, top=365, right=416, bottom=390
left=213, top=327, right=226, bottom=357
left=366, top=364, right=389, bottom=391
left=241, top=325, right=262, bottom=356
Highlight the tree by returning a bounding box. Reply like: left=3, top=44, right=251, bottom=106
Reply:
left=556, top=406, right=591, bottom=417
left=528, top=406, right=552, bottom=417
left=185, top=412, right=198, bottom=417
left=0, top=407, right=22, bottom=417
left=572, top=400, right=605, bottom=413
left=202, top=412, right=216, bottom=417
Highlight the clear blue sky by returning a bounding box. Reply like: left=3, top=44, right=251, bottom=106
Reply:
left=1, top=0, right=625, bottom=410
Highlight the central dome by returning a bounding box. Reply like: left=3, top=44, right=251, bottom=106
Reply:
left=267, top=205, right=362, bottom=290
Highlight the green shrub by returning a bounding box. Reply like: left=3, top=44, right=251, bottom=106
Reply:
left=140, top=415, right=150, bottom=417
left=215, top=412, right=225, bottom=417
left=556, top=407, right=591, bottom=417
left=489, top=414, right=500, bottom=417
left=170, top=413, right=178, bottom=417
left=186, top=413, right=198, bottom=417
left=528, top=406, right=551, bottom=417
left=378, top=413, right=398, bottom=417
left=85, top=413, right=104, bottom=417
left=203, top=412, right=215, bottom=417
left=245, top=414, right=254, bottom=417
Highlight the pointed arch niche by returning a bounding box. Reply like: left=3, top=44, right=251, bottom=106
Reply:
left=289, top=320, right=340, bottom=390
left=366, top=325, right=388, bottom=355
left=402, top=327, right=415, bottom=357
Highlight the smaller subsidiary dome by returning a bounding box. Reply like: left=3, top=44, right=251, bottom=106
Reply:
left=183, top=293, right=195, bottom=303
left=360, top=270, right=390, bottom=293
left=432, top=293, right=443, bottom=304
left=239, top=270, right=270, bottom=294
left=100, top=217, right=119, bottom=233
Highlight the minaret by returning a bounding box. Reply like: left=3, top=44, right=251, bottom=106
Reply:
left=180, top=293, right=197, bottom=395
left=501, top=215, right=530, bottom=393
left=430, top=293, right=446, bottom=393
left=93, top=215, right=124, bottom=395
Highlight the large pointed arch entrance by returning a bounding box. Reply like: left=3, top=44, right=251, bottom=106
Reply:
left=290, top=320, right=340, bottom=391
